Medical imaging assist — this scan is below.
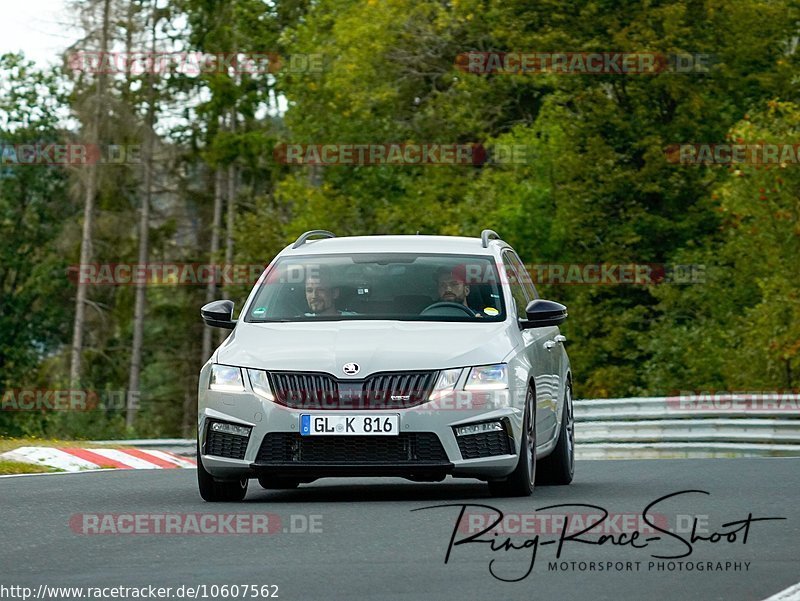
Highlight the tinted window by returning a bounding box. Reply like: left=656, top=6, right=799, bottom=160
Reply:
left=501, top=252, right=530, bottom=319
left=507, top=251, right=539, bottom=301
left=245, top=253, right=506, bottom=322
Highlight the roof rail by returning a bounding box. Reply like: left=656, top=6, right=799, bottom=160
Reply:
left=481, top=229, right=501, bottom=248
left=291, top=230, right=336, bottom=249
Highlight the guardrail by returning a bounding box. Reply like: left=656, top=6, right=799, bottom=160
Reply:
left=574, top=395, right=800, bottom=459
left=91, top=394, right=800, bottom=460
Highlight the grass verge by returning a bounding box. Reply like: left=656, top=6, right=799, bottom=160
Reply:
left=0, top=437, right=129, bottom=474
left=0, top=459, right=63, bottom=475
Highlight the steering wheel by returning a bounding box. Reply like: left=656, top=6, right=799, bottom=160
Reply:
left=420, top=301, right=477, bottom=317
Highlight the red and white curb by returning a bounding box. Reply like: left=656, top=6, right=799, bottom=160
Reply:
left=0, top=446, right=196, bottom=472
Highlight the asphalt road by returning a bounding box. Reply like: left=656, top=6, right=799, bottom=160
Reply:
left=1, top=459, right=798, bottom=601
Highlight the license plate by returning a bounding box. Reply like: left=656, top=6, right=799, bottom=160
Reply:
left=300, top=414, right=399, bottom=436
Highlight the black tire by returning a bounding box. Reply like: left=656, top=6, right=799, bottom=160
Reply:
left=258, top=476, right=300, bottom=490
left=488, top=387, right=535, bottom=497
left=536, top=382, right=575, bottom=485
left=196, top=440, right=249, bottom=502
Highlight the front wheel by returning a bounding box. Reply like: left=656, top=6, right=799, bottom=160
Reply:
left=536, top=382, right=575, bottom=485
left=488, top=387, right=535, bottom=497
left=197, top=440, right=249, bottom=502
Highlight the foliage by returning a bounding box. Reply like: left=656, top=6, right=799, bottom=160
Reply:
left=0, top=0, right=798, bottom=438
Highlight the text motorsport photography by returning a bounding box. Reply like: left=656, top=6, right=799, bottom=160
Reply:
left=413, top=490, right=786, bottom=582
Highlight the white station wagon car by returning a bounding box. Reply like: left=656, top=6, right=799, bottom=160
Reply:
left=197, top=230, right=574, bottom=501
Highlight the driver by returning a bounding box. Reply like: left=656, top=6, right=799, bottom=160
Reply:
left=436, top=265, right=471, bottom=306
left=435, top=265, right=481, bottom=316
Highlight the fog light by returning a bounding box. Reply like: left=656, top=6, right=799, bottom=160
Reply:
left=210, top=421, right=251, bottom=438
left=454, top=421, right=503, bottom=437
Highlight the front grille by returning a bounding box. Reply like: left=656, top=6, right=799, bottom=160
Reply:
left=205, top=423, right=249, bottom=460
left=457, top=431, right=512, bottom=459
left=363, top=371, right=437, bottom=407
left=268, top=372, right=338, bottom=407
left=267, top=370, right=438, bottom=409
left=256, top=432, right=448, bottom=464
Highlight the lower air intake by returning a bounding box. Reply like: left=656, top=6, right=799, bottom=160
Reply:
left=205, top=423, right=249, bottom=460
left=457, top=430, right=512, bottom=459
left=256, top=432, right=447, bottom=464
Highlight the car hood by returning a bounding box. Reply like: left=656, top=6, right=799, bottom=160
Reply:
left=216, top=320, right=516, bottom=376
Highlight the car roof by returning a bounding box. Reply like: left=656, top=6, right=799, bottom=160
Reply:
left=279, top=235, right=510, bottom=257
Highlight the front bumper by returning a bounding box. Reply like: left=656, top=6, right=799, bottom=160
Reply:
left=198, top=380, right=525, bottom=482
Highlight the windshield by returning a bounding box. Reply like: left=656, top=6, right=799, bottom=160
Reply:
left=244, top=253, right=506, bottom=322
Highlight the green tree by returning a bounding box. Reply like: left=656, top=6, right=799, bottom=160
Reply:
left=0, top=54, right=75, bottom=435
left=646, top=100, right=800, bottom=393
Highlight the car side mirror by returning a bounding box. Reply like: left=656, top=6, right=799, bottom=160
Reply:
left=522, top=299, right=567, bottom=328
left=201, top=300, right=236, bottom=329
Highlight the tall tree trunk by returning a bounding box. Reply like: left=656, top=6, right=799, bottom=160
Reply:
left=219, top=110, right=237, bottom=345
left=192, top=160, right=224, bottom=435
left=201, top=164, right=225, bottom=362
left=70, top=0, right=111, bottom=388
left=224, top=118, right=237, bottom=300
left=127, top=8, right=158, bottom=429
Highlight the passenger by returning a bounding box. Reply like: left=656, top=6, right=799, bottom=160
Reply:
left=304, top=266, right=355, bottom=316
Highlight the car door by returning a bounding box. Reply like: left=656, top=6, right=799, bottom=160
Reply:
left=501, top=251, right=558, bottom=446
left=509, top=252, right=564, bottom=427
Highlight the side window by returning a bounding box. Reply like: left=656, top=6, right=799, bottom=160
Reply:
left=501, top=252, right=530, bottom=319
left=508, top=252, right=539, bottom=301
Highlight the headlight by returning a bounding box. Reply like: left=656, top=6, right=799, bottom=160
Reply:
left=247, top=369, right=274, bottom=400
left=209, top=364, right=244, bottom=392
left=429, top=368, right=462, bottom=401
left=464, top=364, right=508, bottom=390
